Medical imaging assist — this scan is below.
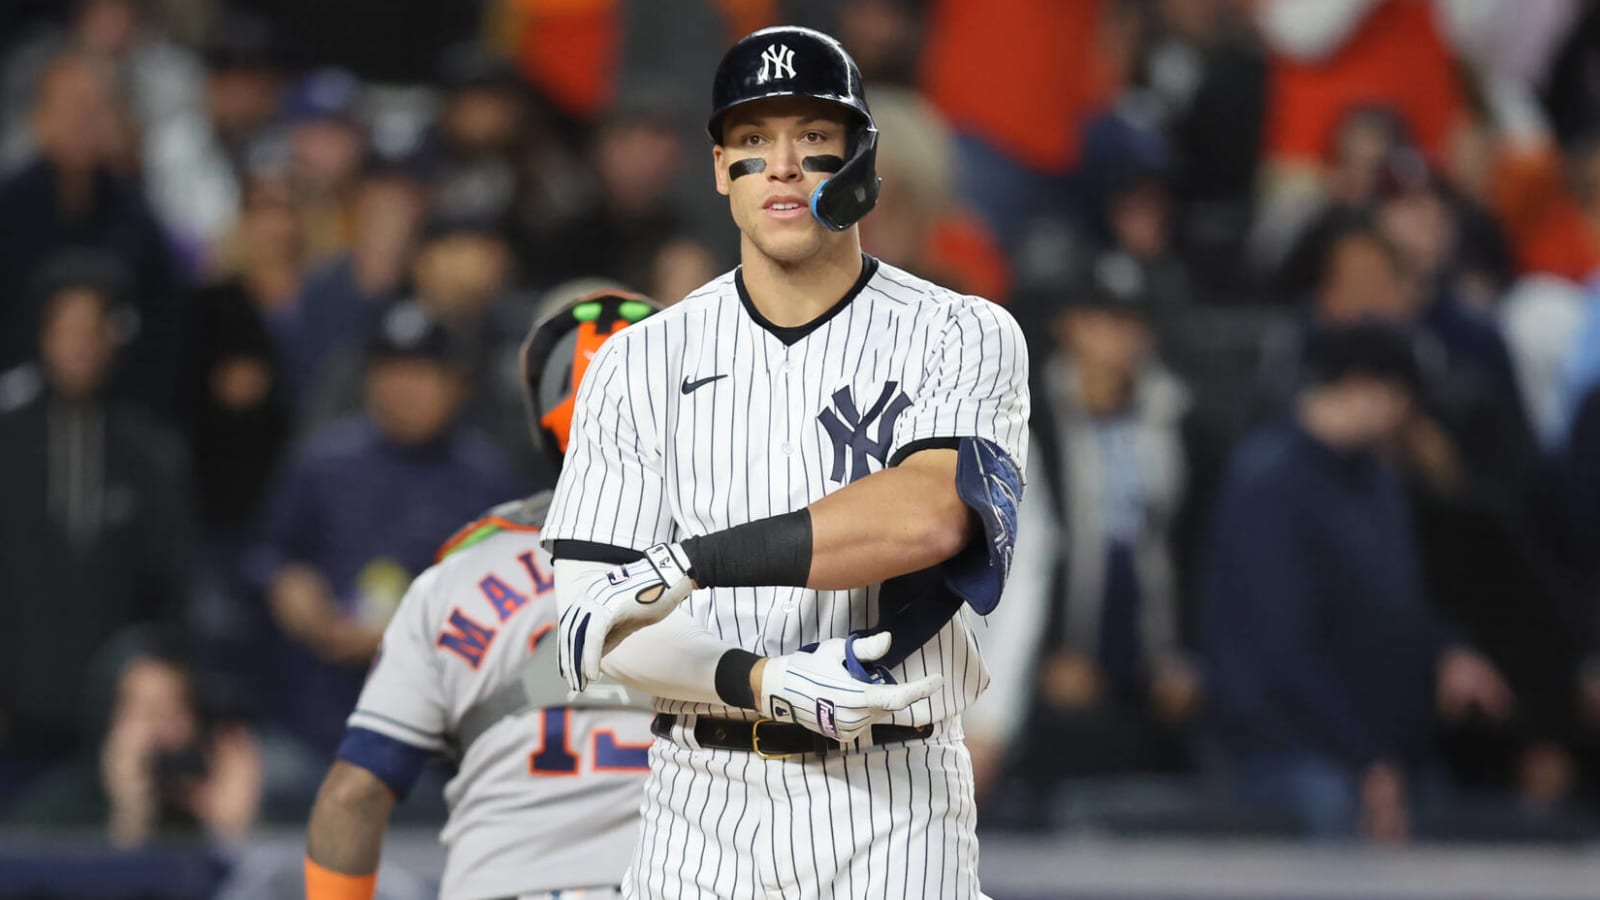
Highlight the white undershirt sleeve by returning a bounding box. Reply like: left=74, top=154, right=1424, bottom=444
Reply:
left=555, top=558, right=734, bottom=707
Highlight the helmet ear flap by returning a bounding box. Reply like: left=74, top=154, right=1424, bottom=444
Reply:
left=809, top=125, right=881, bottom=231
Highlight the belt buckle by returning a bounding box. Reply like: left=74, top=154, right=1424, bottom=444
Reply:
left=750, top=718, right=800, bottom=760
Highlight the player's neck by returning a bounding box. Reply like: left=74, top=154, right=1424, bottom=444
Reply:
left=740, top=232, right=865, bottom=328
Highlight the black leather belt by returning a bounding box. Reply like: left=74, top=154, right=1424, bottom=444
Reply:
left=651, top=713, right=933, bottom=759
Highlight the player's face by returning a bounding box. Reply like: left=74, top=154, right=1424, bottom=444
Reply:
left=713, top=97, right=852, bottom=263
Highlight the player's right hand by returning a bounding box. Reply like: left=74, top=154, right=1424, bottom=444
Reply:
left=758, top=634, right=942, bottom=745
left=559, top=542, right=695, bottom=691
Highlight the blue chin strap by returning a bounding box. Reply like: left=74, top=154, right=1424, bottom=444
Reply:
left=808, top=180, right=831, bottom=227
left=808, top=125, right=882, bottom=231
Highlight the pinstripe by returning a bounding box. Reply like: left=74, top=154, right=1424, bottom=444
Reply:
left=621, top=339, right=650, bottom=547
left=724, top=750, right=756, bottom=898
left=902, top=744, right=917, bottom=897
left=766, top=756, right=784, bottom=897
left=703, top=749, right=733, bottom=897
left=629, top=747, right=663, bottom=899
left=651, top=742, right=687, bottom=897
left=883, top=746, right=898, bottom=900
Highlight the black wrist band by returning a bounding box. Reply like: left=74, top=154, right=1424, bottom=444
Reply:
left=714, top=649, right=762, bottom=709
left=680, top=508, right=813, bottom=588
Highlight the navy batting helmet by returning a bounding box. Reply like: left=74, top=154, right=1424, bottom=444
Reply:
left=521, top=287, right=660, bottom=475
left=708, top=26, right=881, bottom=231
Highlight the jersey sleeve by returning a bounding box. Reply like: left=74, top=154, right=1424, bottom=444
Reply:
left=542, top=333, right=675, bottom=553
left=346, top=566, right=451, bottom=753
left=890, top=296, right=1030, bottom=470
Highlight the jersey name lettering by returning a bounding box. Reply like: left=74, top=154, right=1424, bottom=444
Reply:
left=435, top=551, right=556, bottom=667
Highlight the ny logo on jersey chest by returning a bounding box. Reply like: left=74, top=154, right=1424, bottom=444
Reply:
left=818, top=382, right=911, bottom=484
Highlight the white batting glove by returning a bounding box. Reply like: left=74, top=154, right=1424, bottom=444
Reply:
left=758, top=633, right=943, bottom=744
left=559, top=542, right=695, bottom=691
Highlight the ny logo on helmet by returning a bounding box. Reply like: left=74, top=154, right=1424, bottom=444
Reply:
left=758, top=44, right=796, bottom=82
left=818, top=382, right=912, bottom=484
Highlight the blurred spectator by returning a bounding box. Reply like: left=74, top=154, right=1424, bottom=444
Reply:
left=426, top=45, right=536, bottom=226
left=1260, top=219, right=1538, bottom=510
left=1497, top=274, right=1588, bottom=452
left=492, top=0, right=621, bottom=122
left=1537, top=0, right=1600, bottom=148
left=920, top=0, right=1122, bottom=247
left=1256, top=1, right=1467, bottom=167
left=983, top=253, right=1207, bottom=805
left=0, top=259, right=190, bottom=797
left=1100, top=166, right=1191, bottom=311
left=1564, top=386, right=1600, bottom=753
left=1371, top=151, right=1526, bottom=419
left=1558, top=276, right=1600, bottom=448
left=1249, top=0, right=1536, bottom=286
left=181, top=177, right=297, bottom=542
left=1203, top=321, right=1513, bottom=840
left=1127, top=0, right=1265, bottom=295
left=0, top=0, right=204, bottom=173
left=144, top=12, right=287, bottom=267
left=283, top=68, right=368, bottom=265
left=294, top=162, right=430, bottom=405
left=420, top=44, right=590, bottom=241
left=522, top=100, right=718, bottom=300
left=180, top=170, right=300, bottom=725
left=235, top=0, right=479, bottom=83
left=251, top=304, right=522, bottom=780
left=308, top=215, right=539, bottom=470
left=1277, top=219, right=1580, bottom=821
left=5, top=628, right=262, bottom=850
left=859, top=87, right=1009, bottom=301
left=1275, top=118, right=1514, bottom=307
left=0, top=52, right=182, bottom=417
left=205, top=171, right=327, bottom=414
left=837, top=0, right=924, bottom=86
left=1271, top=109, right=1412, bottom=300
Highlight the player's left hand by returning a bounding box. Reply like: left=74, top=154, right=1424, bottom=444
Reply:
left=758, top=633, right=943, bottom=744
left=559, top=542, right=695, bottom=691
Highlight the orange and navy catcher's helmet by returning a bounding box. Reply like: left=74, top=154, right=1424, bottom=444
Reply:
left=520, top=287, right=660, bottom=475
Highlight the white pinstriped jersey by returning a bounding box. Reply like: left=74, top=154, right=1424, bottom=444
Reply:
left=348, top=521, right=652, bottom=900
left=542, top=257, right=1030, bottom=727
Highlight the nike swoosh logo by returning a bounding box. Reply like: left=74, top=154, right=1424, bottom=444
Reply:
left=681, top=374, right=727, bottom=394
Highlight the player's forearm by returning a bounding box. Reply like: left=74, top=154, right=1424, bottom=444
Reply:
left=599, top=607, right=730, bottom=706
left=305, top=762, right=395, bottom=880
left=677, top=450, right=974, bottom=593
left=804, top=449, right=974, bottom=590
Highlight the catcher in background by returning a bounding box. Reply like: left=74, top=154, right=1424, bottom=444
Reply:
left=303, top=289, right=659, bottom=900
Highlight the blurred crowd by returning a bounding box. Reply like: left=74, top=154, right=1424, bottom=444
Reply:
left=1, top=0, right=1600, bottom=852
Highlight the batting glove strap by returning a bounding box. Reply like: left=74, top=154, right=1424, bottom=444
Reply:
left=558, top=542, right=696, bottom=691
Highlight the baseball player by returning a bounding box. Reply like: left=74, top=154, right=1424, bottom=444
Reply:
left=543, top=26, right=1029, bottom=899
left=302, top=291, right=663, bottom=900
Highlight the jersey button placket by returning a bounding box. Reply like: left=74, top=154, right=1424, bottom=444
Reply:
left=780, top=352, right=797, bottom=458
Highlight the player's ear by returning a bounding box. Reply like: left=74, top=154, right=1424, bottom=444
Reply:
left=713, top=145, right=730, bottom=197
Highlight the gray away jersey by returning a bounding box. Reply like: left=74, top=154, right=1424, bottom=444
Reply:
left=348, top=525, right=652, bottom=900
left=542, top=257, right=1030, bottom=726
